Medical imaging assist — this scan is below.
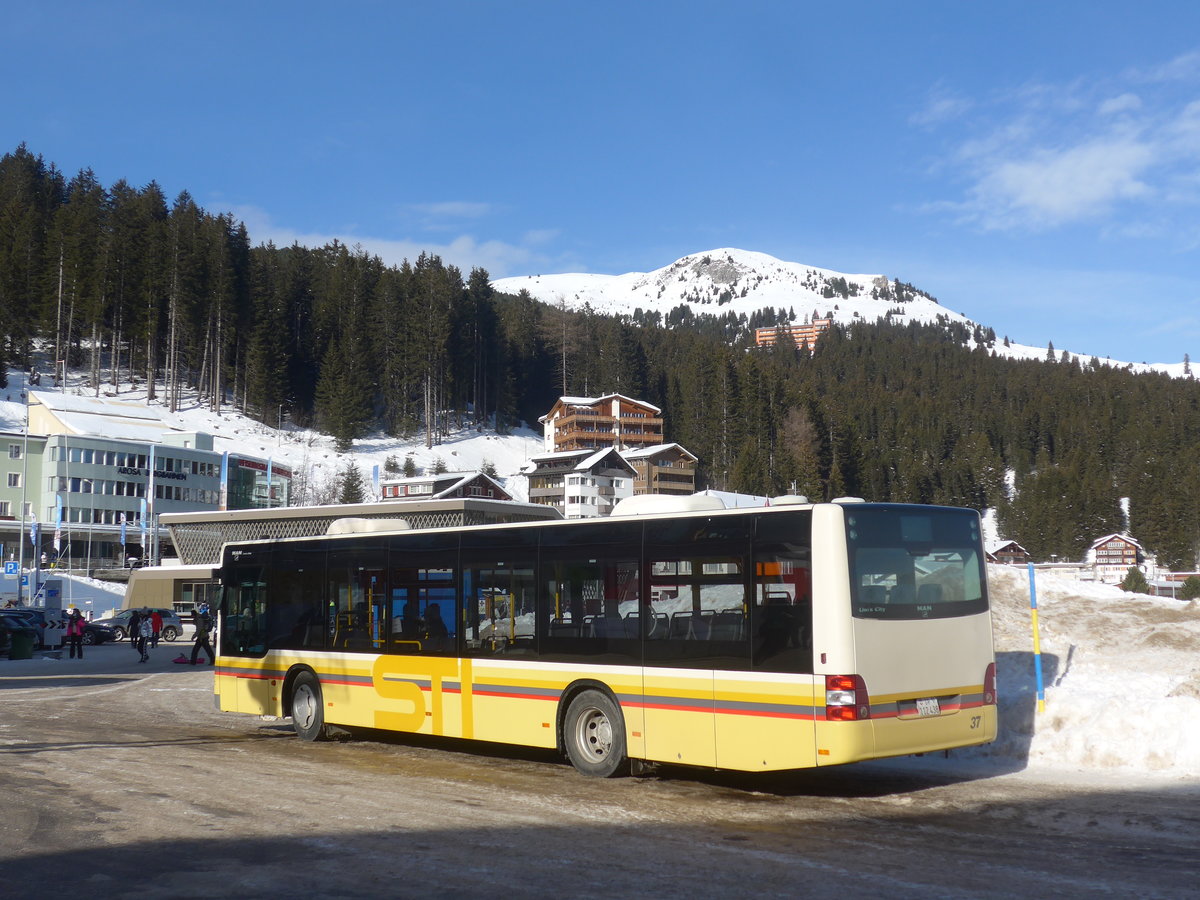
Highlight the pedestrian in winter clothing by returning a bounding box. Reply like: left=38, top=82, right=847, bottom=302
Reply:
left=137, top=614, right=153, bottom=662
left=191, top=603, right=215, bottom=665
left=66, top=609, right=86, bottom=659
left=128, top=609, right=142, bottom=654
left=150, top=609, right=163, bottom=647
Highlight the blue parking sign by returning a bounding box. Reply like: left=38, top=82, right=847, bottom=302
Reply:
left=3, top=561, right=18, bottom=576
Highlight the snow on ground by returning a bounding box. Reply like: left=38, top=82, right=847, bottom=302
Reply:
left=0, top=367, right=545, bottom=502
left=4, top=365, right=1199, bottom=782
left=964, top=565, right=1200, bottom=781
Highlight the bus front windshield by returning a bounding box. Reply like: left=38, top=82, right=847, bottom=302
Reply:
left=846, top=506, right=987, bottom=620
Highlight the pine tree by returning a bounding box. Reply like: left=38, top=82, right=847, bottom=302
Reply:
left=337, top=460, right=366, bottom=504
left=1120, top=566, right=1149, bottom=594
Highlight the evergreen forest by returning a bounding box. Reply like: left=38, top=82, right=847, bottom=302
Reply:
left=3, top=145, right=1199, bottom=569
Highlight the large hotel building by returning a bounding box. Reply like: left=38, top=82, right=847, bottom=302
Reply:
left=0, top=392, right=291, bottom=571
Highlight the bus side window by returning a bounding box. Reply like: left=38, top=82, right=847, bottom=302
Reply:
left=752, top=555, right=813, bottom=674
left=462, top=561, right=536, bottom=657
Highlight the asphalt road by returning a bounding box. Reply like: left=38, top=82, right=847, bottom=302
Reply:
left=2, top=645, right=1198, bottom=899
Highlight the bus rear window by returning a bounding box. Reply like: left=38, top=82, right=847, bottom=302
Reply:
left=846, top=507, right=987, bottom=620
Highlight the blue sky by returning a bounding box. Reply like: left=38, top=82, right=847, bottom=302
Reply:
left=5, top=2, right=1200, bottom=365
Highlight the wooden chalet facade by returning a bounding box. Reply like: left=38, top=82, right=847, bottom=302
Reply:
left=1088, top=533, right=1145, bottom=584
left=986, top=540, right=1031, bottom=566
left=380, top=471, right=512, bottom=503
left=539, top=394, right=663, bottom=453
left=621, top=443, right=697, bottom=496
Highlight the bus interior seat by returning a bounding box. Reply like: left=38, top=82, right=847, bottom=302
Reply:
left=709, top=611, right=744, bottom=641
left=860, top=585, right=887, bottom=606
left=917, top=583, right=943, bottom=604
left=622, top=612, right=641, bottom=639
left=549, top=618, right=581, bottom=638
left=644, top=612, right=669, bottom=639
left=669, top=610, right=715, bottom=640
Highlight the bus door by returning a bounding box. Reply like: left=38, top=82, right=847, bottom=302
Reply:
left=538, top=522, right=644, bottom=756
left=328, top=546, right=387, bottom=653
left=220, top=558, right=272, bottom=715
left=643, top=516, right=751, bottom=769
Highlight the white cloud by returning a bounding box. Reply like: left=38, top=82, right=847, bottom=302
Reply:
left=910, top=87, right=973, bottom=127
left=406, top=201, right=493, bottom=219
left=922, top=54, right=1200, bottom=235
left=1098, top=92, right=1142, bottom=115
left=1129, top=49, right=1200, bottom=83
left=227, top=204, right=554, bottom=278
left=968, top=137, right=1155, bottom=229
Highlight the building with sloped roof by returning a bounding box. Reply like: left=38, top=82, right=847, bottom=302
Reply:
left=621, top=443, right=697, bottom=496
left=380, top=471, right=512, bottom=503
left=539, top=394, right=663, bottom=452
left=521, top=447, right=636, bottom=519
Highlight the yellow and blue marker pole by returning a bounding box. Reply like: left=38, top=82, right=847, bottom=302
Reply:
left=1027, top=562, right=1046, bottom=713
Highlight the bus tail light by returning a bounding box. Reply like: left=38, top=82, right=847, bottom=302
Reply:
left=825, top=674, right=870, bottom=721
left=983, top=662, right=997, bottom=705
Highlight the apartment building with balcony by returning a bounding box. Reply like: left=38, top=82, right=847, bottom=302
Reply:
left=520, top=448, right=636, bottom=519
left=621, top=443, right=697, bottom=496
left=0, top=392, right=291, bottom=571
left=540, top=394, right=663, bottom=453
left=754, top=318, right=832, bottom=350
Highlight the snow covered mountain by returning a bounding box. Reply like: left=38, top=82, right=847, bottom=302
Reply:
left=493, top=248, right=1189, bottom=377
left=493, top=248, right=949, bottom=328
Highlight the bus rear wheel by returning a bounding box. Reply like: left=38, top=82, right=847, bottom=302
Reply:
left=564, top=689, right=628, bottom=777
left=290, top=671, right=328, bottom=741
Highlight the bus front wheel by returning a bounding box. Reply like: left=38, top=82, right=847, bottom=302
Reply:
left=291, top=671, right=328, bottom=741
left=563, top=689, right=628, bottom=777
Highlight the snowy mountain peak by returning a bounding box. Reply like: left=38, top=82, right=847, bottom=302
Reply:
left=492, top=247, right=956, bottom=331
left=493, top=248, right=1190, bottom=378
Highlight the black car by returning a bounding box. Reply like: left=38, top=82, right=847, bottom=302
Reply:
left=0, top=609, right=45, bottom=649
left=0, top=613, right=39, bottom=654
left=81, top=622, right=118, bottom=645
left=91, top=608, right=185, bottom=642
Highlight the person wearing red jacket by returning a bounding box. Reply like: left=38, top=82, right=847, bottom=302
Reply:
left=150, top=609, right=163, bottom=648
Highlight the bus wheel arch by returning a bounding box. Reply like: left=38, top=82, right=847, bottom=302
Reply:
left=558, top=681, right=629, bottom=778
left=286, top=666, right=329, bottom=742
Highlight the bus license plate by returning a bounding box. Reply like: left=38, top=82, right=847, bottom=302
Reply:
left=915, top=697, right=940, bottom=717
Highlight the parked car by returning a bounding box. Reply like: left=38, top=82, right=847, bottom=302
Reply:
left=0, top=608, right=48, bottom=649
left=81, top=621, right=118, bottom=645
left=91, top=608, right=184, bottom=642
left=0, top=613, right=39, bottom=654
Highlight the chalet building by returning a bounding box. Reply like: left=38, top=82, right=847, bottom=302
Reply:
left=520, top=448, right=636, bottom=519
left=380, top=471, right=512, bottom=503
left=621, top=443, right=697, bottom=496
left=1087, top=533, right=1146, bottom=584
left=540, top=394, right=663, bottom=453
left=754, top=318, right=832, bottom=350
left=986, top=540, right=1031, bottom=566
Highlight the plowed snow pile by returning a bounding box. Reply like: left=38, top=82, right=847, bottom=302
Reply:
left=968, top=565, right=1200, bottom=778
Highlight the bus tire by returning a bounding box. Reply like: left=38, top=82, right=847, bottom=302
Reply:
left=563, top=689, right=628, bottom=777
left=290, top=671, right=328, bottom=742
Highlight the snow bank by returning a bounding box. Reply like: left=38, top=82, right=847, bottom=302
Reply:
left=971, top=565, right=1200, bottom=779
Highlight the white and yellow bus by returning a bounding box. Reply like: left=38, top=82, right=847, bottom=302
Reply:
left=213, top=497, right=996, bottom=776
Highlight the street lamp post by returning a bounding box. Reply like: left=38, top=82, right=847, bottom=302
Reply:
left=16, top=385, right=29, bottom=604
left=84, top=478, right=94, bottom=575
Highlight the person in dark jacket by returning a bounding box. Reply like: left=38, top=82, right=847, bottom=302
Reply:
left=191, top=603, right=215, bottom=665
left=128, top=609, right=143, bottom=655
